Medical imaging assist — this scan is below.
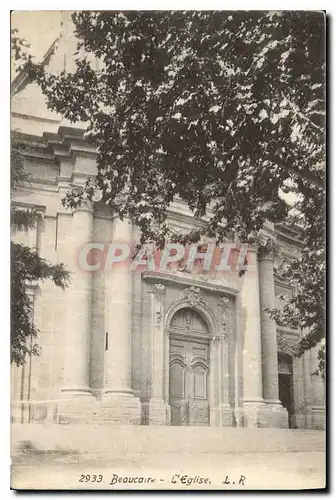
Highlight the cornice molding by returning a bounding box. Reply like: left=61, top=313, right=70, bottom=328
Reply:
left=11, top=201, right=46, bottom=214
left=277, top=325, right=300, bottom=340
left=11, top=111, right=61, bottom=124
left=11, top=127, right=97, bottom=166
left=142, top=271, right=238, bottom=297
left=11, top=133, right=306, bottom=256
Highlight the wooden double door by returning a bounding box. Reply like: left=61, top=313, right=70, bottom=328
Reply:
left=169, top=335, right=210, bottom=426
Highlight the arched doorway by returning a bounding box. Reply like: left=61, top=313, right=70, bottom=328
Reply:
left=169, top=308, right=210, bottom=426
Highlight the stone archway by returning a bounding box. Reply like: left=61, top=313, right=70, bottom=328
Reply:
left=168, top=308, right=210, bottom=426
left=145, top=280, right=234, bottom=427
left=163, top=285, right=221, bottom=426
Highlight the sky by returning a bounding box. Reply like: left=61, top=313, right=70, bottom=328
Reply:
left=11, top=11, right=62, bottom=61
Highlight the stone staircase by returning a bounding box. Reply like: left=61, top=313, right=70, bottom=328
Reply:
left=12, top=423, right=325, bottom=460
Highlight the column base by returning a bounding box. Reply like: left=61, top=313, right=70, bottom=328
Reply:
left=11, top=400, right=59, bottom=424
left=243, top=401, right=289, bottom=428
left=148, top=398, right=170, bottom=425
left=98, top=392, right=141, bottom=425
left=217, top=404, right=234, bottom=427
left=233, top=407, right=245, bottom=428
left=295, top=406, right=325, bottom=430
left=58, top=392, right=96, bottom=424
left=60, top=387, right=93, bottom=397
left=262, top=402, right=289, bottom=428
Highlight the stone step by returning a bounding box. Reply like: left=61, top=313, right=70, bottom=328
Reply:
left=11, top=424, right=325, bottom=458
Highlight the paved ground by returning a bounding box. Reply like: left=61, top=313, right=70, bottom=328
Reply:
left=11, top=425, right=326, bottom=490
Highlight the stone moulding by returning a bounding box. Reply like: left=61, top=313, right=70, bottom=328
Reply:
left=142, top=271, right=239, bottom=297
left=276, top=328, right=300, bottom=356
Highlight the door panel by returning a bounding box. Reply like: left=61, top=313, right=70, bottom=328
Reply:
left=189, top=362, right=209, bottom=426
left=169, top=336, right=209, bottom=426
left=170, top=361, right=185, bottom=398
left=193, top=364, right=207, bottom=399
left=169, top=339, right=188, bottom=426
left=169, top=361, right=188, bottom=426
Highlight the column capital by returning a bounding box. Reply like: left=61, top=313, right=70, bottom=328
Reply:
left=72, top=199, right=94, bottom=214
left=246, top=243, right=259, bottom=254
left=217, top=295, right=230, bottom=309
left=258, top=242, right=277, bottom=262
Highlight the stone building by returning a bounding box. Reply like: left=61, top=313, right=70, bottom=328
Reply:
left=11, top=27, right=325, bottom=430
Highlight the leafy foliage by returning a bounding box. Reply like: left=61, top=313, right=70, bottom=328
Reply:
left=11, top=241, right=70, bottom=365
left=11, top=28, right=32, bottom=77
left=268, top=175, right=325, bottom=374
left=28, top=11, right=325, bottom=370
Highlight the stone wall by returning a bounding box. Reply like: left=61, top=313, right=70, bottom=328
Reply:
left=10, top=128, right=325, bottom=429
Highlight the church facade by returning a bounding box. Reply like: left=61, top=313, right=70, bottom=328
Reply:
left=11, top=28, right=325, bottom=430
left=10, top=123, right=325, bottom=430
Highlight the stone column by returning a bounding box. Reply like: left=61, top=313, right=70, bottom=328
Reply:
left=148, top=284, right=168, bottom=424
left=62, top=201, right=94, bottom=397
left=241, top=247, right=265, bottom=427
left=103, top=218, right=141, bottom=424
left=258, top=247, right=288, bottom=427
left=217, top=296, right=233, bottom=426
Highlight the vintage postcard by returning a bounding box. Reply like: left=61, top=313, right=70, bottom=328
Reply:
left=10, top=9, right=326, bottom=490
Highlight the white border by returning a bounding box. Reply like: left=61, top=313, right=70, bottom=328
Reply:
left=2, top=4, right=333, bottom=498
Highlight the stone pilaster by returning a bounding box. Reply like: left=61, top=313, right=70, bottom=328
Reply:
left=148, top=284, right=169, bottom=424
left=59, top=201, right=95, bottom=423
left=217, top=296, right=233, bottom=426
left=258, top=247, right=288, bottom=428
left=103, top=218, right=140, bottom=424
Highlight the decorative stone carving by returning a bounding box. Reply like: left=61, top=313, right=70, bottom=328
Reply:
left=217, top=296, right=230, bottom=308
left=71, top=186, right=84, bottom=197
left=151, top=284, right=165, bottom=327
left=194, top=274, right=211, bottom=283
left=221, top=316, right=228, bottom=340
left=72, top=196, right=93, bottom=213
left=153, top=283, right=166, bottom=295
left=217, top=296, right=230, bottom=340
left=174, top=286, right=206, bottom=308
left=92, top=188, right=103, bottom=203
left=185, top=310, right=192, bottom=332
left=257, top=236, right=280, bottom=261
left=155, top=311, right=163, bottom=327
left=277, top=330, right=299, bottom=356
